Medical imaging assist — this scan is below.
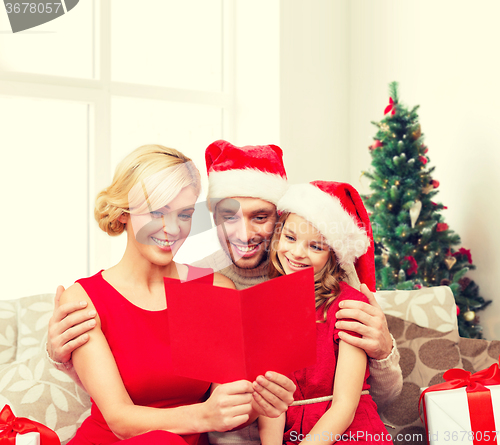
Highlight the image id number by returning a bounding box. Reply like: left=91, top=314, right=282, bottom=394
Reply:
left=5, top=3, right=62, bottom=14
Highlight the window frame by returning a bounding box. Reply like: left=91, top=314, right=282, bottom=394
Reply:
left=0, top=0, right=234, bottom=276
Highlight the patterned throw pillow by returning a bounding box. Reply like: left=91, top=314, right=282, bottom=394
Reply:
left=376, top=286, right=457, bottom=332
left=0, top=300, right=17, bottom=367
left=0, top=351, right=90, bottom=444
left=16, top=294, right=55, bottom=362
left=0, top=294, right=90, bottom=444
left=379, top=316, right=463, bottom=445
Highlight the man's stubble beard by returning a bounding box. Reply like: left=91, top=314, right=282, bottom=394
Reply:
left=219, top=235, right=270, bottom=270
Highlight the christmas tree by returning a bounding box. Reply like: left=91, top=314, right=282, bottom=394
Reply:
left=362, top=82, right=491, bottom=338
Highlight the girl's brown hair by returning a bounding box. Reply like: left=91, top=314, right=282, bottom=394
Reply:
left=269, top=212, right=346, bottom=322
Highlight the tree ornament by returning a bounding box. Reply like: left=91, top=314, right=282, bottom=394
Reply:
left=436, top=223, right=449, bottom=232
left=369, top=140, right=383, bottom=151
left=463, top=310, right=476, bottom=322
left=412, top=125, right=421, bottom=140
left=432, top=180, right=440, bottom=188
left=380, top=123, right=390, bottom=132
left=403, top=256, right=418, bottom=275
left=384, top=97, right=396, bottom=115
left=382, top=252, right=389, bottom=266
left=409, top=200, right=422, bottom=228
left=453, top=247, right=473, bottom=264
left=444, top=256, right=457, bottom=269
left=422, top=184, right=434, bottom=194
left=419, top=156, right=428, bottom=165
left=459, top=277, right=472, bottom=291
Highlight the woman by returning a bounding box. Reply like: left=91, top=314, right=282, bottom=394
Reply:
left=60, top=145, right=293, bottom=445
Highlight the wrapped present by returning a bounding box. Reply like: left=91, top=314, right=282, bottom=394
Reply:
left=0, top=405, right=59, bottom=445
left=16, top=432, right=40, bottom=445
left=419, top=357, right=500, bottom=445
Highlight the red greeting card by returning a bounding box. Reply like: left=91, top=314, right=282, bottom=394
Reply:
left=164, top=268, right=317, bottom=384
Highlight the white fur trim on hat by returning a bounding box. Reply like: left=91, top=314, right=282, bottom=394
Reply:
left=277, top=183, right=370, bottom=265
left=207, top=168, right=289, bottom=209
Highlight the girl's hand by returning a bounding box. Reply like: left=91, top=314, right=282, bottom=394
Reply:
left=203, top=381, right=254, bottom=432
left=47, top=285, right=97, bottom=364
left=252, top=372, right=296, bottom=418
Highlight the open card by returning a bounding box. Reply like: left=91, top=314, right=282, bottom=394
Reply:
left=164, top=268, right=317, bottom=384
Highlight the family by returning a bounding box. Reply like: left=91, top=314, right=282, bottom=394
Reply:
left=45, top=140, right=403, bottom=444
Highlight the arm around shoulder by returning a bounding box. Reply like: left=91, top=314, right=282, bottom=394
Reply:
left=367, top=335, right=403, bottom=408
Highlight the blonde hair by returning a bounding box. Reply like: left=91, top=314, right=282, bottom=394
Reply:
left=95, top=144, right=201, bottom=236
left=269, top=212, right=346, bottom=322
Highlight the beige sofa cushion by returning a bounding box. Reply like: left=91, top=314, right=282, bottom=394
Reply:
left=0, top=294, right=90, bottom=445
left=380, top=316, right=462, bottom=445
left=0, top=300, right=18, bottom=366
left=458, top=337, right=500, bottom=373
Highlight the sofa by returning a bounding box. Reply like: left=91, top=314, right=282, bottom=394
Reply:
left=0, top=287, right=498, bottom=445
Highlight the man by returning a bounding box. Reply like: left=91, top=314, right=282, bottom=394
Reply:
left=194, top=140, right=402, bottom=405
left=47, top=140, right=401, bottom=438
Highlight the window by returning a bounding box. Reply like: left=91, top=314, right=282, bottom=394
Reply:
left=0, top=0, right=233, bottom=299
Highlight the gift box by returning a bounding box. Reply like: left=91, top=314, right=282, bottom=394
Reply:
left=16, top=432, right=40, bottom=445
left=0, top=405, right=59, bottom=445
left=420, top=358, right=500, bottom=445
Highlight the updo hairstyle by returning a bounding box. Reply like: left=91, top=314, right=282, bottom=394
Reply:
left=95, top=144, right=201, bottom=236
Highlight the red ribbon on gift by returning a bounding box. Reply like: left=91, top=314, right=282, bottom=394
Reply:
left=419, top=357, right=500, bottom=445
left=0, top=405, right=60, bottom=445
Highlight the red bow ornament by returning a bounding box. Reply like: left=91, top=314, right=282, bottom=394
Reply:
left=419, top=358, right=500, bottom=445
left=384, top=97, right=396, bottom=115
left=0, top=405, right=60, bottom=445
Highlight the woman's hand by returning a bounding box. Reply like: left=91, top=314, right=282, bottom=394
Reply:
left=335, top=284, right=392, bottom=360
left=203, top=381, right=254, bottom=432
left=47, top=285, right=97, bottom=364
left=252, top=372, right=296, bottom=418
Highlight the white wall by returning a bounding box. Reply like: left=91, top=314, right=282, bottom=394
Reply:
left=280, top=0, right=350, bottom=185
left=232, top=0, right=281, bottom=145
left=270, top=0, right=499, bottom=339
left=347, top=0, right=500, bottom=340
left=231, top=0, right=351, bottom=185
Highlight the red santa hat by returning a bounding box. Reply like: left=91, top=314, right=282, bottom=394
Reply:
left=277, top=181, right=376, bottom=291
left=205, top=140, right=288, bottom=210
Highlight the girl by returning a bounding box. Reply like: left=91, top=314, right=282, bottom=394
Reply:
left=259, top=181, right=392, bottom=445
left=59, top=145, right=293, bottom=445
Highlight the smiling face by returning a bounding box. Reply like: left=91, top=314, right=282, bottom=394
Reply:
left=125, top=186, right=198, bottom=266
left=213, top=197, right=278, bottom=269
left=276, top=213, right=331, bottom=275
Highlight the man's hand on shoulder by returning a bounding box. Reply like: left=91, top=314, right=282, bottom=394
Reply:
left=47, top=284, right=97, bottom=365
left=335, top=283, right=393, bottom=360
